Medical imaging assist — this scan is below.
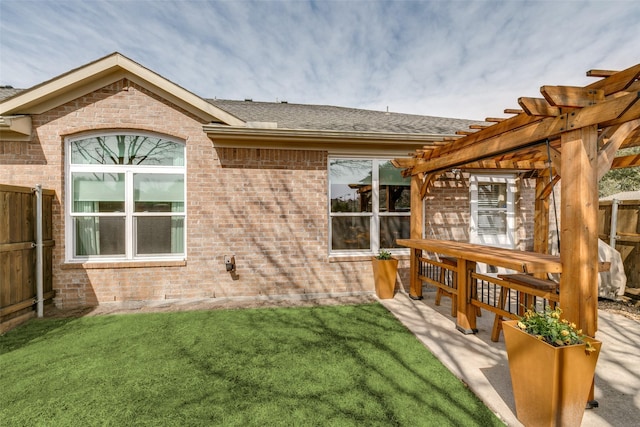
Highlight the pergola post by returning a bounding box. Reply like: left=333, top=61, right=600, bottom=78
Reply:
left=409, top=174, right=424, bottom=299
left=560, top=125, right=599, bottom=337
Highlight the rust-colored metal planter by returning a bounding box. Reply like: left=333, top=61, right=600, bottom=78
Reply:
left=371, top=258, right=398, bottom=299
left=502, top=320, right=602, bottom=427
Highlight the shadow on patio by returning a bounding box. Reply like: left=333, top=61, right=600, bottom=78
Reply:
left=380, top=288, right=640, bottom=427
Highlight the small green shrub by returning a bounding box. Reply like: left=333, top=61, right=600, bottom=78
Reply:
left=517, top=306, right=595, bottom=351
left=375, top=249, right=393, bottom=260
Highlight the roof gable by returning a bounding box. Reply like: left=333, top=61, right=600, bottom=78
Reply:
left=0, top=53, right=244, bottom=126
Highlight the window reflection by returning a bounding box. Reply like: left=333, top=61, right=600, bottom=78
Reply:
left=329, top=158, right=410, bottom=252
left=71, top=135, right=184, bottom=166
left=330, top=159, right=373, bottom=213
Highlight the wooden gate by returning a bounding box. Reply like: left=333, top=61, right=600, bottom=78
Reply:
left=598, top=199, right=640, bottom=290
left=0, top=184, right=55, bottom=332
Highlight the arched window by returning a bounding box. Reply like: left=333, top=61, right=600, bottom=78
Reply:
left=66, top=133, right=186, bottom=261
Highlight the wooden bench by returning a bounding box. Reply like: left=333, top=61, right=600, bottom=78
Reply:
left=434, top=256, right=481, bottom=318
left=491, top=273, right=559, bottom=342
left=434, top=256, right=458, bottom=317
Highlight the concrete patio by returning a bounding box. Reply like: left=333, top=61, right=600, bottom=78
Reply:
left=380, top=289, right=640, bottom=426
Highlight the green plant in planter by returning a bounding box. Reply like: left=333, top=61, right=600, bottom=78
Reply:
left=516, top=305, right=596, bottom=352
left=375, top=249, right=393, bottom=260
left=504, top=305, right=602, bottom=426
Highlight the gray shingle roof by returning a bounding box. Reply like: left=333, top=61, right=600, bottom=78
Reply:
left=208, top=99, right=483, bottom=134
left=1, top=86, right=483, bottom=135
left=0, top=87, right=23, bottom=100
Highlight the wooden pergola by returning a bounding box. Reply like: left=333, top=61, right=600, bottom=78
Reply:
left=394, top=63, right=640, bottom=337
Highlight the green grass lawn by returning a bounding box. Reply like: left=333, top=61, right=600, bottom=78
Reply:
left=1, top=303, right=503, bottom=426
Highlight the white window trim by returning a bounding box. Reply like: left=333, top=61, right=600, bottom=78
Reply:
left=469, top=173, right=516, bottom=249
left=64, top=131, right=187, bottom=263
left=328, top=156, right=410, bottom=257
left=470, top=173, right=517, bottom=274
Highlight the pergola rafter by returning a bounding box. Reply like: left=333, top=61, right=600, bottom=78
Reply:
left=394, top=63, right=640, bottom=337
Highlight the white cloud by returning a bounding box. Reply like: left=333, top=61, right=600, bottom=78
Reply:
left=1, top=0, right=638, bottom=120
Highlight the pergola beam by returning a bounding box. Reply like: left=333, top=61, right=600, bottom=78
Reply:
left=541, top=86, right=604, bottom=108
left=518, top=97, right=561, bottom=117
left=410, top=91, right=639, bottom=176
left=586, top=63, right=640, bottom=95
left=586, top=69, right=618, bottom=78
left=423, top=114, right=544, bottom=161
left=611, top=154, right=640, bottom=169
left=597, top=119, right=640, bottom=180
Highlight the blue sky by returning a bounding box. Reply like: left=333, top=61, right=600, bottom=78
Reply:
left=1, top=0, right=638, bottom=120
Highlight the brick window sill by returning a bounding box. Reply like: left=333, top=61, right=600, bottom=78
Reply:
left=61, top=260, right=187, bottom=269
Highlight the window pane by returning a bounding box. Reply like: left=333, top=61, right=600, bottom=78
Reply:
left=71, top=135, right=184, bottom=165
left=380, top=186, right=411, bottom=212
left=379, top=160, right=410, bottom=211
left=72, top=173, right=125, bottom=212
left=136, top=217, right=184, bottom=255
left=330, top=159, right=372, bottom=213
left=134, top=174, right=185, bottom=212
left=477, top=210, right=507, bottom=235
left=75, top=216, right=125, bottom=256
left=478, top=183, right=507, bottom=208
left=380, top=216, right=410, bottom=248
left=379, top=161, right=409, bottom=186
left=331, top=217, right=370, bottom=250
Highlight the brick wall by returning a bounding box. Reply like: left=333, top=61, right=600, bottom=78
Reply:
left=1, top=79, right=538, bottom=309
left=425, top=172, right=470, bottom=241
left=0, top=80, right=389, bottom=308
left=425, top=171, right=536, bottom=250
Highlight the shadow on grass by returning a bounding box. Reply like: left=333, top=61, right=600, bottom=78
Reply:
left=1, top=316, right=84, bottom=354
left=152, top=303, right=502, bottom=425
left=0, top=303, right=503, bottom=426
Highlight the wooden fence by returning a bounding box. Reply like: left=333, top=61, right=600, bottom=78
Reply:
left=0, top=184, right=55, bottom=332
left=598, top=199, right=640, bottom=290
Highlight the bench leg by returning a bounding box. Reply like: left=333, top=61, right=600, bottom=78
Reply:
left=435, top=288, right=457, bottom=317
left=451, top=295, right=457, bottom=317
left=435, top=288, right=443, bottom=305
left=491, top=287, right=508, bottom=342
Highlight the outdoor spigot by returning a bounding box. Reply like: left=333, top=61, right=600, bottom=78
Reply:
left=225, top=255, right=236, bottom=272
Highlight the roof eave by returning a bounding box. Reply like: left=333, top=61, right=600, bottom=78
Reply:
left=204, top=125, right=456, bottom=155
left=0, top=115, right=32, bottom=141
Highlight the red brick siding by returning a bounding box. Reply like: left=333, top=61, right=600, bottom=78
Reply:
left=424, top=172, right=536, bottom=250
left=1, top=80, right=537, bottom=309
left=425, top=173, right=470, bottom=241
left=1, top=80, right=387, bottom=308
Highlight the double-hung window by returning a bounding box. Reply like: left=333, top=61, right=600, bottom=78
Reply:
left=329, top=158, right=410, bottom=254
left=66, top=133, right=186, bottom=261
left=469, top=174, right=516, bottom=248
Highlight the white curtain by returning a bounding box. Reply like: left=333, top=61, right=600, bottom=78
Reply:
left=171, top=203, right=184, bottom=254
left=75, top=202, right=99, bottom=255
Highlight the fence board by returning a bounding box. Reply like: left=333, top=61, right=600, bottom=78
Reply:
left=0, top=252, right=9, bottom=307
left=0, top=191, right=10, bottom=244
